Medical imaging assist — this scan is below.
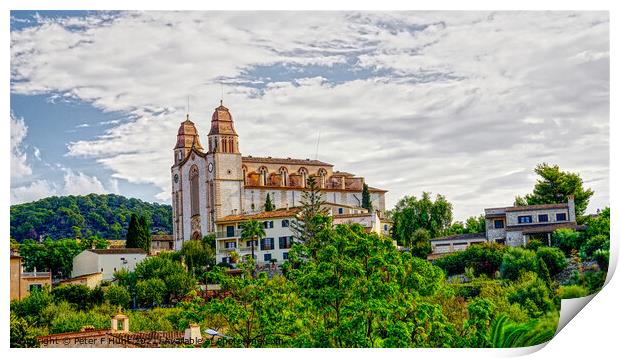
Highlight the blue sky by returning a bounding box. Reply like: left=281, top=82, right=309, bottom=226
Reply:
left=10, top=11, right=610, bottom=220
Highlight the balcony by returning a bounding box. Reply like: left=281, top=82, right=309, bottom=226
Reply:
left=215, top=229, right=242, bottom=239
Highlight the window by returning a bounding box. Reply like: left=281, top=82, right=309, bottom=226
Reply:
left=263, top=221, right=274, bottom=229
left=556, top=213, right=567, bottom=221
left=222, top=257, right=230, bottom=264
left=264, top=253, right=272, bottom=262
left=279, top=236, right=292, bottom=249
left=190, top=165, right=200, bottom=217
left=225, top=241, right=236, bottom=249
left=226, top=225, right=235, bottom=237
left=384, top=224, right=388, bottom=231
left=283, top=252, right=289, bottom=260
left=281, top=219, right=289, bottom=227
left=338, top=208, right=343, bottom=215
left=247, top=240, right=257, bottom=248
left=517, top=216, right=532, bottom=224
left=260, top=238, right=273, bottom=250
left=494, top=220, right=504, bottom=229
left=259, top=167, right=268, bottom=186
left=29, top=284, right=42, bottom=292
left=538, top=214, right=549, bottom=222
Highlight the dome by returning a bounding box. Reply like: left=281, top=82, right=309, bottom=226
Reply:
left=174, top=115, right=204, bottom=151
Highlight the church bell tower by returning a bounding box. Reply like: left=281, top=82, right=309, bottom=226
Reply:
left=206, top=101, right=244, bottom=228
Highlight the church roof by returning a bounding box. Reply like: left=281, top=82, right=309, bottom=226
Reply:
left=175, top=116, right=204, bottom=151
left=216, top=207, right=301, bottom=223
left=242, top=156, right=333, bottom=167
left=208, top=101, right=238, bottom=136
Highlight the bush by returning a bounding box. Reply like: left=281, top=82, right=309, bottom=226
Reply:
left=500, top=248, right=538, bottom=281
left=552, top=229, right=585, bottom=256
left=593, top=249, right=609, bottom=272
left=49, top=309, right=110, bottom=334
left=525, top=239, right=544, bottom=251
left=10, top=289, right=53, bottom=324
left=136, top=278, right=167, bottom=307
left=434, top=243, right=506, bottom=277
left=506, top=272, right=555, bottom=318
left=535, top=247, right=567, bottom=276
left=558, top=285, right=589, bottom=299
left=10, top=313, right=40, bottom=348
left=580, top=235, right=610, bottom=259
left=105, top=285, right=131, bottom=309
left=128, top=308, right=178, bottom=332
left=51, top=284, right=92, bottom=308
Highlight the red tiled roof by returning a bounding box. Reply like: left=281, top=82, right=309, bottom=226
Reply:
left=87, top=248, right=146, bottom=255
left=216, top=208, right=301, bottom=223
left=242, top=156, right=333, bottom=167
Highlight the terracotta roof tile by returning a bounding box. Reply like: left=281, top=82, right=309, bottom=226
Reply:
left=242, top=156, right=333, bottom=166
left=216, top=208, right=301, bottom=223
left=87, top=248, right=147, bottom=255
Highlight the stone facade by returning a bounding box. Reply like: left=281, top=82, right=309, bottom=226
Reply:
left=171, top=102, right=388, bottom=247
left=484, top=196, right=578, bottom=247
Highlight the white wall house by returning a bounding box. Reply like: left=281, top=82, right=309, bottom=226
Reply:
left=71, top=248, right=147, bottom=281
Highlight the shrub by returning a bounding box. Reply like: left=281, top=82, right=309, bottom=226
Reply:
left=558, top=285, right=589, bottom=299
left=51, top=284, right=92, bottom=308
left=500, top=248, right=538, bottom=281
left=552, top=229, right=585, bottom=256
left=10, top=289, right=53, bottom=324
left=136, top=278, right=167, bottom=307
left=10, top=313, right=40, bottom=348
left=525, top=239, right=544, bottom=251
left=128, top=308, right=178, bottom=332
left=535, top=247, right=567, bottom=276
left=49, top=309, right=109, bottom=334
left=506, top=272, right=555, bottom=318
left=434, top=243, right=506, bottom=277
left=593, top=249, right=609, bottom=272
left=580, top=235, right=610, bottom=259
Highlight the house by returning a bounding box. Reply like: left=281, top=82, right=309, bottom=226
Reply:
left=151, top=234, right=174, bottom=255
left=58, top=272, right=103, bottom=289
left=427, top=233, right=487, bottom=260
left=10, top=252, right=52, bottom=300
left=71, top=249, right=147, bottom=281
left=485, top=195, right=579, bottom=247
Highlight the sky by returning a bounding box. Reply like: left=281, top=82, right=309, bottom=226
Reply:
left=9, top=10, right=609, bottom=221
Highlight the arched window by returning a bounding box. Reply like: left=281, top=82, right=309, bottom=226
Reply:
left=279, top=167, right=288, bottom=186
left=318, top=168, right=327, bottom=188
left=298, top=167, right=308, bottom=188
left=190, top=165, right=200, bottom=217
left=259, top=166, right=268, bottom=186
left=242, top=165, right=248, bottom=185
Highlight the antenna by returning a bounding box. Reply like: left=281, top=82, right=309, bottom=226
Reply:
left=314, top=130, right=321, bottom=160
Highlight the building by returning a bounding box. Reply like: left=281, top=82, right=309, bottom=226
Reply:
left=427, top=233, right=487, bottom=260
left=37, top=313, right=202, bottom=348
left=71, top=249, right=147, bottom=281
left=10, top=253, right=52, bottom=300
left=151, top=234, right=174, bottom=255
left=58, top=272, right=103, bottom=289
left=485, top=195, right=578, bottom=247
left=171, top=102, right=388, bottom=250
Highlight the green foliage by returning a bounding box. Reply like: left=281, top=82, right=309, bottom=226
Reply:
left=580, top=235, right=610, bottom=259
left=434, top=243, right=506, bottom=277
left=11, top=193, right=172, bottom=242
left=463, top=298, right=494, bottom=347
left=290, top=176, right=328, bottom=245
left=500, top=247, right=538, bottom=281
left=390, top=192, right=453, bottom=242
left=558, top=285, right=589, bottom=299
left=408, top=228, right=432, bottom=258
left=506, top=272, right=556, bottom=318
left=104, top=285, right=131, bottom=309
left=489, top=314, right=556, bottom=347
left=583, top=207, right=610, bottom=238
left=361, top=183, right=373, bottom=212
left=239, top=219, right=266, bottom=266
left=264, top=193, right=274, bottom=211
left=514, top=163, right=594, bottom=217
left=10, top=313, right=41, bottom=348
left=136, top=278, right=167, bottom=307
left=19, top=238, right=83, bottom=278
left=535, top=247, right=567, bottom=277
left=133, top=256, right=196, bottom=305
left=49, top=309, right=110, bottom=334
left=125, top=213, right=139, bottom=249
left=525, top=239, right=544, bottom=251
left=593, top=250, right=609, bottom=272
left=10, top=289, right=53, bottom=325
left=465, top=215, right=486, bottom=233
left=51, top=284, right=93, bottom=308
left=552, top=228, right=586, bottom=256
left=128, top=308, right=179, bottom=332
left=180, top=239, right=215, bottom=277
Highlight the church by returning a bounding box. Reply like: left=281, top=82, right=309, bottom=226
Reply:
left=170, top=101, right=388, bottom=250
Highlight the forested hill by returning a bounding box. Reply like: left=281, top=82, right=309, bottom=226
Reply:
left=10, top=194, right=172, bottom=242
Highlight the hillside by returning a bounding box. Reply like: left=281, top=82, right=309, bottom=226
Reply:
left=10, top=193, right=172, bottom=242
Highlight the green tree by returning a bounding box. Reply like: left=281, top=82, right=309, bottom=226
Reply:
left=239, top=219, right=266, bottom=275
left=465, top=215, right=486, bottom=233
left=514, top=163, right=594, bottom=217
left=105, top=285, right=131, bottom=309
left=409, top=228, right=432, bottom=258
left=136, top=278, right=167, bottom=308
left=500, top=247, right=538, bottom=281
left=264, top=193, right=274, bottom=211
left=10, top=313, right=40, bottom=348
left=290, top=176, right=328, bottom=244
left=552, top=228, right=585, bottom=256
left=535, top=247, right=567, bottom=277
left=137, top=214, right=151, bottom=254
left=361, top=183, right=373, bottom=212
left=126, top=213, right=139, bottom=248
left=180, top=239, right=215, bottom=277
left=51, top=284, right=92, bottom=308
left=391, top=192, right=453, bottom=242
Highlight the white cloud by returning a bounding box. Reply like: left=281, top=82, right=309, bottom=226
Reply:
left=10, top=112, right=32, bottom=180
left=33, top=146, right=41, bottom=160
left=10, top=11, right=609, bottom=219
left=62, top=169, right=107, bottom=196
left=10, top=180, right=57, bottom=204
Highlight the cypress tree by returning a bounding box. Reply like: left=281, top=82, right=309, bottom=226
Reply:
left=137, top=215, right=151, bottom=254
left=264, top=193, right=274, bottom=212
left=362, top=183, right=373, bottom=212
left=125, top=213, right=139, bottom=248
